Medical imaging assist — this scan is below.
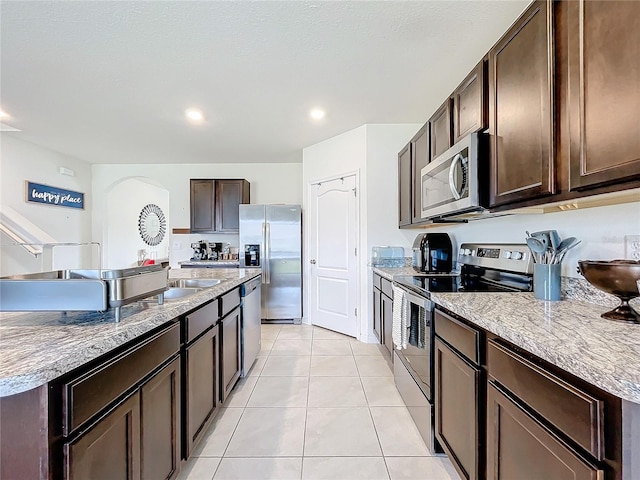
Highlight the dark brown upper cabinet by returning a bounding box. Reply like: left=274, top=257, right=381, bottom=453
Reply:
left=453, top=60, right=488, bottom=144
left=411, top=124, right=429, bottom=224
left=216, top=179, right=251, bottom=232
left=566, top=0, right=640, bottom=192
left=488, top=0, right=555, bottom=207
left=190, top=179, right=250, bottom=233
left=429, top=99, right=453, bottom=160
left=190, top=179, right=215, bottom=232
left=398, top=143, right=412, bottom=227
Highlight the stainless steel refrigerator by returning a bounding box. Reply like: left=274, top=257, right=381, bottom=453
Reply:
left=239, top=205, right=302, bottom=322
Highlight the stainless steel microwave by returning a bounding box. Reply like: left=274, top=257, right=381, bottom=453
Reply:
left=420, top=132, right=486, bottom=220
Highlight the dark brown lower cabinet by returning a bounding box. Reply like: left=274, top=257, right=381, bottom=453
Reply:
left=185, top=325, right=219, bottom=458
left=381, top=292, right=393, bottom=355
left=64, top=392, right=141, bottom=480
left=487, top=382, right=602, bottom=480
left=140, top=357, right=180, bottom=480
left=372, top=273, right=394, bottom=355
left=220, top=306, right=241, bottom=402
left=434, top=337, right=482, bottom=480
left=373, top=287, right=382, bottom=343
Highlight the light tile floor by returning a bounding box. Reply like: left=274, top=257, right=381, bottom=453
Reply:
left=178, top=324, right=458, bottom=480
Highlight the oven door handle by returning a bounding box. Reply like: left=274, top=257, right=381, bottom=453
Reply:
left=401, top=289, right=433, bottom=311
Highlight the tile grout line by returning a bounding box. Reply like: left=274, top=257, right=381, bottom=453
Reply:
left=190, top=325, right=421, bottom=480
left=215, top=327, right=280, bottom=469
left=299, top=326, right=316, bottom=478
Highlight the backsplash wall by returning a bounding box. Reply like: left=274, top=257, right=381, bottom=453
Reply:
left=396, top=200, right=640, bottom=278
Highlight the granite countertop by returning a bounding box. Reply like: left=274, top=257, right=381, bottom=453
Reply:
left=371, top=266, right=640, bottom=404
left=373, top=265, right=417, bottom=280
left=179, top=260, right=240, bottom=267
left=431, top=292, right=640, bottom=403
left=0, top=268, right=260, bottom=397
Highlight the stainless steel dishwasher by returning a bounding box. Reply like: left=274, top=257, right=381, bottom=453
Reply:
left=240, top=275, right=262, bottom=376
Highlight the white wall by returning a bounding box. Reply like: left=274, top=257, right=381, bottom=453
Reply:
left=105, top=178, right=170, bottom=268
left=302, top=124, right=422, bottom=340
left=302, top=126, right=366, bottom=335
left=92, top=163, right=302, bottom=268
left=0, top=135, right=93, bottom=275
left=365, top=124, right=423, bottom=251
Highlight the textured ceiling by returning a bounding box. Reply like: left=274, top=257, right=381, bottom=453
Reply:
left=0, top=1, right=529, bottom=164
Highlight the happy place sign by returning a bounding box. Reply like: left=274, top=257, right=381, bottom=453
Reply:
left=26, top=181, right=84, bottom=209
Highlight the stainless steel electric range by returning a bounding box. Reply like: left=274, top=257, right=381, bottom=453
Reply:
left=391, top=243, right=533, bottom=454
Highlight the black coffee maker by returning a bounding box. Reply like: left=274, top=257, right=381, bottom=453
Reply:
left=412, top=233, right=453, bottom=273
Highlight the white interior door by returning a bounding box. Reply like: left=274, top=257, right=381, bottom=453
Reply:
left=308, top=175, right=358, bottom=337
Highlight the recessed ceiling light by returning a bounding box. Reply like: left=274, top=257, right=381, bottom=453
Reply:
left=185, top=108, right=205, bottom=124
left=0, top=109, right=10, bottom=119
left=310, top=108, right=326, bottom=120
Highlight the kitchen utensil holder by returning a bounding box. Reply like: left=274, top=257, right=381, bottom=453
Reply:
left=534, top=263, right=562, bottom=301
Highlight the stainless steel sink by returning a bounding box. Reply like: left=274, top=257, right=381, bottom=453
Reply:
left=162, top=287, right=203, bottom=300
left=167, top=279, right=221, bottom=289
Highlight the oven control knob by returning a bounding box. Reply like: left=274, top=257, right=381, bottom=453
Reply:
left=503, top=251, right=512, bottom=259
left=512, top=251, right=523, bottom=260
left=463, top=248, right=472, bottom=256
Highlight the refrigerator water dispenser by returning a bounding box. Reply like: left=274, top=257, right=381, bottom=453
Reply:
left=244, top=244, right=260, bottom=266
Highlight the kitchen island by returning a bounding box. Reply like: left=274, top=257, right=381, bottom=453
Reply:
left=0, top=267, right=260, bottom=479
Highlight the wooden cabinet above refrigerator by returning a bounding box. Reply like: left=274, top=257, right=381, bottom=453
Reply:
left=190, top=179, right=250, bottom=233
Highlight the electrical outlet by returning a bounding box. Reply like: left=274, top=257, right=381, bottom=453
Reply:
left=624, top=235, right=640, bottom=260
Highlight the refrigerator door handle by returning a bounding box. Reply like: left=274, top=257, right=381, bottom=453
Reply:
left=265, top=222, right=271, bottom=284
left=261, top=222, right=267, bottom=284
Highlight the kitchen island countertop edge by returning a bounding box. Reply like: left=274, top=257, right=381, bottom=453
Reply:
left=0, top=268, right=261, bottom=397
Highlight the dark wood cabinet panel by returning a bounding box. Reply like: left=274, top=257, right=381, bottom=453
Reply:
left=64, top=392, right=141, bottom=480
left=215, top=179, right=250, bottom=232
left=220, top=306, right=241, bottom=402
left=221, top=287, right=241, bottom=318
left=435, top=310, right=480, bottom=365
left=411, top=124, right=429, bottom=224
left=566, top=0, right=640, bottom=191
left=488, top=1, right=555, bottom=207
left=453, top=60, right=487, bottom=143
left=373, top=287, right=382, bottom=343
left=398, top=143, right=412, bottom=227
left=185, top=325, right=219, bottom=458
left=434, top=337, right=482, bottom=480
left=185, top=299, right=218, bottom=344
left=140, top=357, right=180, bottom=480
left=63, top=323, right=180, bottom=436
left=190, top=179, right=216, bottom=232
left=487, top=339, right=604, bottom=460
left=190, top=179, right=250, bottom=233
left=382, top=291, right=393, bottom=355
left=372, top=273, right=393, bottom=351
left=0, top=385, right=54, bottom=479
left=429, top=100, right=453, bottom=160
left=487, top=382, right=602, bottom=480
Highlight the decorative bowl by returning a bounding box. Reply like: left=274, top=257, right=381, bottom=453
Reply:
left=578, top=260, right=640, bottom=324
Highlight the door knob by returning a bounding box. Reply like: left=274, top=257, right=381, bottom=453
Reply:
left=310, top=259, right=316, bottom=264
